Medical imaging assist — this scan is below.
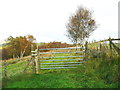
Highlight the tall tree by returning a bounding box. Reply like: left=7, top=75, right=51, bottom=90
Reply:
left=20, top=35, right=36, bottom=58
left=5, top=35, right=36, bottom=59
left=66, top=6, right=97, bottom=46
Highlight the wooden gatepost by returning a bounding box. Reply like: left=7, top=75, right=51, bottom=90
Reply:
left=35, top=49, right=39, bottom=74
left=3, top=59, right=7, bottom=79
left=31, top=49, right=40, bottom=74
left=84, top=41, right=88, bottom=60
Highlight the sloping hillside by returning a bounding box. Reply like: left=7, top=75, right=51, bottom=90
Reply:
left=2, top=54, right=119, bottom=88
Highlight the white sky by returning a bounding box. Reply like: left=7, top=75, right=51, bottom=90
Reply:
left=0, top=0, right=119, bottom=44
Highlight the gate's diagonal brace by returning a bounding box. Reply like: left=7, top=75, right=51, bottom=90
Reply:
left=110, top=41, right=120, bottom=55
left=23, top=57, right=32, bottom=73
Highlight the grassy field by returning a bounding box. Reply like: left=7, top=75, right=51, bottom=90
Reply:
left=2, top=55, right=119, bottom=88
left=2, top=43, right=119, bottom=88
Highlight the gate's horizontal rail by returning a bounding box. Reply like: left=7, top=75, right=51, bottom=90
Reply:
left=31, top=51, right=37, bottom=53
left=40, top=55, right=84, bottom=59
left=41, top=64, right=81, bottom=67
left=40, top=67, right=77, bottom=69
left=40, top=59, right=83, bottom=62
left=38, top=47, right=83, bottom=51
left=39, top=51, right=84, bottom=54
left=41, top=62, right=83, bottom=64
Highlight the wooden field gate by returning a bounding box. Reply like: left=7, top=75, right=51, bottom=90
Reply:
left=31, top=46, right=86, bottom=73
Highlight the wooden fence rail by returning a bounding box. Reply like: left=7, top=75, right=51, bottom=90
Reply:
left=87, top=38, right=120, bottom=58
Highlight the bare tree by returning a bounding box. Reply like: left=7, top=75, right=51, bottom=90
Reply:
left=66, top=6, right=97, bottom=46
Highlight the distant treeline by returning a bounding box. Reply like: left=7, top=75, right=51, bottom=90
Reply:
left=38, top=42, right=70, bottom=51
left=2, top=35, right=36, bottom=60
left=1, top=35, right=73, bottom=60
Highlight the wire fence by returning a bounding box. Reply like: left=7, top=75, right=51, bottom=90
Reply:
left=2, top=56, right=32, bottom=80
left=87, top=38, right=120, bottom=59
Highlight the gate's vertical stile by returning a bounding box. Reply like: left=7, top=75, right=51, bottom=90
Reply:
left=38, top=48, right=40, bottom=73
left=68, top=49, right=70, bottom=66
left=52, top=49, right=54, bottom=66
left=39, top=49, right=41, bottom=72
left=76, top=46, right=78, bottom=58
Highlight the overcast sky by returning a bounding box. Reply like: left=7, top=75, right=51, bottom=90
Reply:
left=0, top=0, right=119, bottom=44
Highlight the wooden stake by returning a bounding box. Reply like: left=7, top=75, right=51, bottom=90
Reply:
left=85, top=41, right=88, bottom=60
left=109, top=37, right=112, bottom=58
left=35, top=49, right=39, bottom=74
left=4, top=59, right=7, bottom=79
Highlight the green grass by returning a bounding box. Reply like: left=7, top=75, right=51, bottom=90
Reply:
left=4, top=72, right=76, bottom=88
left=2, top=57, right=33, bottom=80
left=2, top=54, right=119, bottom=88
left=2, top=44, right=119, bottom=88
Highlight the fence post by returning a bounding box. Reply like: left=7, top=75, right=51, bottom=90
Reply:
left=85, top=41, right=88, bottom=60
left=31, top=54, right=36, bottom=73
left=109, top=37, right=112, bottom=58
left=99, top=43, right=102, bottom=58
left=4, top=59, right=7, bottom=79
left=100, top=43, right=102, bottom=52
